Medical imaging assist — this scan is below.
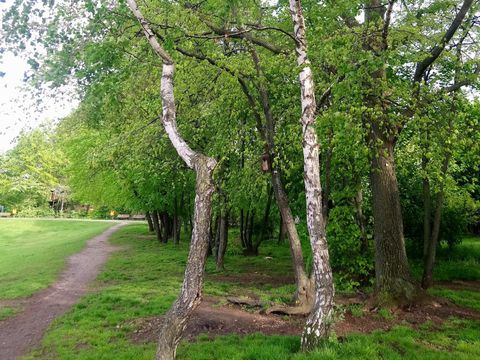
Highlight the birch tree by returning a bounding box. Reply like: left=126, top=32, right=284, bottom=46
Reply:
left=289, top=0, right=334, bottom=350
left=126, top=1, right=217, bottom=358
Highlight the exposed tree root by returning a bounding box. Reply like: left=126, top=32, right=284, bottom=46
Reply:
left=226, top=297, right=265, bottom=308
left=265, top=304, right=311, bottom=316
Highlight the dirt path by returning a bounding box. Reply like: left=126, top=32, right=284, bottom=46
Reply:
left=0, top=223, right=127, bottom=360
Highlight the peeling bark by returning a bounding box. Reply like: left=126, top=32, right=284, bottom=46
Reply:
left=126, top=1, right=217, bottom=358
left=289, top=0, right=334, bottom=350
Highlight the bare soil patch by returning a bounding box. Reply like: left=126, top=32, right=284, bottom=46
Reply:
left=127, top=290, right=480, bottom=344
left=0, top=223, right=126, bottom=360
left=126, top=297, right=304, bottom=344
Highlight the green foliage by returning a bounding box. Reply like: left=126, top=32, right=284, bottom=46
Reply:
left=411, top=237, right=480, bottom=282
left=327, top=205, right=373, bottom=290
left=0, top=127, right=68, bottom=212
left=1, top=0, right=479, bottom=312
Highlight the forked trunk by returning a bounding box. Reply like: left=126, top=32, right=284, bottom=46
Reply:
left=126, top=2, right=217, bottom=358
left=289, top=0, right=334, bottom=351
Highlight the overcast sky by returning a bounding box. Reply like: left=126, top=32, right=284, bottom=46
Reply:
left=0, top=1, right=76, bottom=155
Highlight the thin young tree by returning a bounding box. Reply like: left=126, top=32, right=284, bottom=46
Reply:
left=289, top=0, right=334, bottom=350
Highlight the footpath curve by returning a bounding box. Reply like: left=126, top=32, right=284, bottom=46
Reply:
left=0, top=222, right=127, bottom=360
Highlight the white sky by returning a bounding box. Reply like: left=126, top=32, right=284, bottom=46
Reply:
left=0, top=1, right=76, bottom=155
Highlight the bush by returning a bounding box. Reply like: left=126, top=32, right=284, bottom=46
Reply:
left=327, top=205, right=374, bottom=290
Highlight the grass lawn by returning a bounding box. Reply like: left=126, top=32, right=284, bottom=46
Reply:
left=24, top=225, right=480, bottom=359
left=0, top=219, right=114, bottom=300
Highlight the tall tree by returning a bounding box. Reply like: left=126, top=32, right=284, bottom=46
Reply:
left=126, top=1, right=217, bottom=358
left=288, top=0, right=334, bottom=350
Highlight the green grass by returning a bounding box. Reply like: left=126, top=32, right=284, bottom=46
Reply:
left=0, top=306, right=16, bottom=320
left=0, top=219, right=114, bottom=299
left=429, top=288, right=480, bottom=311
left=23, top=225, right=480, bottom=359
left=178, top=320, right=480, bottom=359
left=412, top=237, right=480, bottom=282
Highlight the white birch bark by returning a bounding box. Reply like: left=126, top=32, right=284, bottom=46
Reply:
left=288, top=0, right=335, bottom=351
left=126, top=1, right=217, bottom=359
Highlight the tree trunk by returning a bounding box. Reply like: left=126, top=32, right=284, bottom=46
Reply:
left=216, top=209, right=228, bottom=270
left=126, top=2, right=218, bottom=358
left=362, top=0, right=418, bottom=304
left=271, top=169, right=313, bottom=308
left=422, top=152, right=451, bottom=289
left=146, top=211, right=155, bottom=232
left=243, top=209, right=257, bottom=256
left=255, top=184, right=274, bottom=252
left=322, top=128, right=333, bottom=224
left=240, top=209, right=245, bottom=248
left=248, top=48, right=313, bottom=309
left=289, top=0, right=335, bottom=350
left=370, top=138, right=416, bottom=302
left=173, top=196, right=180, bottom=245
left=160, top=212, right=170, bottom=243
left=278, top=215, right=286, bottom=244
left=354, top=188, right=369, bottom=254
left=422, top=158, right=432, bottom=258
left=155, top=156, right=215, bottom=359
left=152, top=210, right=163, bottom=243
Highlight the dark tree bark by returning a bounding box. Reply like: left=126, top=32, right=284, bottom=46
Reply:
left=422, top=156, right=432, bottom=258
left=255, top=185, right=274, bottom=253
left=240, top=209, right=246, bottom=249
left=146, top=211, right=155, bottom=233
left=216, top=209, right=229, bottom=270
left=278, top=215, right=286, bottom=244
left=152, top=210, right=163, bottom=243
left=354, top=188, right=368, bottom=254
left=369, top=137, right=416, bottom=301
left=126, top=2, right=217, bottom=359
left=248, top=49, right=314, bottom=309
left=422, top=129, right=452, bottom=289
left=362, top=0, right=418, bottom=304
left=322, top=128, right=333, bottom=224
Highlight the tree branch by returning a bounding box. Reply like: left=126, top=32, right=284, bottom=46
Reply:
left=414, top=0, right=475, bottom=82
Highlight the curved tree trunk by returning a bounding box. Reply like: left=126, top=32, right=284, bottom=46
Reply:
left=126, top=2, right=217, bottom=358
left=272, top=169, right=313, bottom=308
left=155, top=156, right=215, bottom=359
left=289, top=0, right=334, bottom=351
left=240, top=53, right=312, bottom=308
